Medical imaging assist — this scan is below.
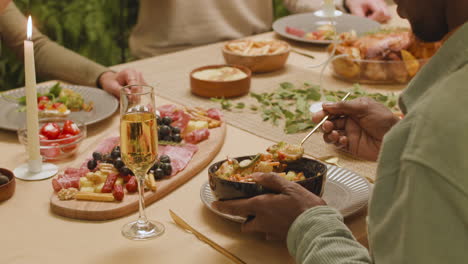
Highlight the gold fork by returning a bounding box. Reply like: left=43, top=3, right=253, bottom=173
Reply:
left=169, top=210, right=247, bottom=264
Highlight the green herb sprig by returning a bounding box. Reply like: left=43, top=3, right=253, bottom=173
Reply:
left=211, top=82, right=400, bottom=134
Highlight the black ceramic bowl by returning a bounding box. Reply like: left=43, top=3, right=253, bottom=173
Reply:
left=209, top=155, right=327, bottom=200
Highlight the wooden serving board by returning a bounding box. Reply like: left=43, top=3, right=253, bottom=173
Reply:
left=50, top=124, right=226, bottom=220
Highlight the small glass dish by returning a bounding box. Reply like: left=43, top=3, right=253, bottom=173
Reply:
left=18, top=117, right=86, bottom=161
left=329, top=56, right=429, bottom=84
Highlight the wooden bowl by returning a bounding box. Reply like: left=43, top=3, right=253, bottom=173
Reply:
left=208, top=155, right=327, bottom=200
left=190, top=64, right=251, bottom=98
left=0, top=168, right=16, bottom=202
left=222, top=40, right=290, bottom=73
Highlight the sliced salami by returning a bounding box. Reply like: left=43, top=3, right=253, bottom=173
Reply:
left=157, top=104, right=191, bottom=132
left=158, top=144, right=198, bottom=176
left=206, top=108, right=223, bottom=121
left=93, top=137, right=120, bottom=155
left=184, top=128, right=210, bottom=144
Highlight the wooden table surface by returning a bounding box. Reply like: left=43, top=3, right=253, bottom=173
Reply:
left=0, top=7, right=408, bottom=264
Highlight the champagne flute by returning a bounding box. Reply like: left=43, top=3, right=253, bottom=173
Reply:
left=120, top=85, right=164, bottom=240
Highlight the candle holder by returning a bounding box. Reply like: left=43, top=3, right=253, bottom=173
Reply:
left=14, top=159, right=58, bottom=181
left=14, top=16, right=58, bottom=181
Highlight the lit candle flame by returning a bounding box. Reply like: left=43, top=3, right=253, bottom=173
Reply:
left=27, top=16, right=32, bottom=40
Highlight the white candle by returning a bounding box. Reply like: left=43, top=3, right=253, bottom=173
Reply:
left=24, top=16, right=42, bottom=172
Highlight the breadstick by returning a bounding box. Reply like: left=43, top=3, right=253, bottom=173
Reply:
left=75, top=192, right=115, bottom=202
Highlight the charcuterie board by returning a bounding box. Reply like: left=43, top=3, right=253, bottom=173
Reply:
left=50, top=123, right=226, bottom=221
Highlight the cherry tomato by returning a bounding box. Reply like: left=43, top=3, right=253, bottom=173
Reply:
left=40, top=142, right=61, bottom=159
left=57, top=133, right=77, bottom=152
left=37, top=96, right=50, bottom=103
left=40, top=122, right=61, bottom=140
left=52, top=102, right=64, bottom=109
left=62, top=120, right=80, bottom=135
left=39, top=134, right=48, bottom=143
left=38, top=103, right=46, bottom=110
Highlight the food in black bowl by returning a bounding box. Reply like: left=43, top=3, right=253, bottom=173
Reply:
left=209, top=144, right=327, bottom=200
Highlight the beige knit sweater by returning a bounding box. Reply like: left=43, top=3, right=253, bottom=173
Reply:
left=130, top=0, right=344, bottom=58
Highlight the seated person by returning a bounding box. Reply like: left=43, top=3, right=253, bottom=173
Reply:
left=214, top=0, right=468, bottom=263
left=130, top=0, right=390, bottom=58
left=0, top=1, right=146, bottom=98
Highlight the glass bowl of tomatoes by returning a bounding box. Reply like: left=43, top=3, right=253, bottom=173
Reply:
left=17, top=118, right=86, bottom=161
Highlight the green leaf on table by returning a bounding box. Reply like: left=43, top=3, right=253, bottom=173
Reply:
left=235, top=102, right=245, bottom=109
left=211, top=97, right=233, bottom=111
left=280, top=82, right=294, bottom=89
left=296, top=95, right=309, bottom=114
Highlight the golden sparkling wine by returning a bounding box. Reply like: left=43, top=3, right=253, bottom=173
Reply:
left=120, top=112, right=158, bottom=175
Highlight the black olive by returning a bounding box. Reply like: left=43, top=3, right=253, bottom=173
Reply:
left=162, top=163, right=172, bottom=176
left=92, top=152, right=102, bottom=161
left=162, top=135, right=172, bottom=142
left=162, top=116, right=173, bottom=125
left=157, top=115, right=162, bottom=125
left=119, top=166, right=133, bottom=176
left=151, top=161, right=160, bottom=171
left=87, top=159, right=98, bottom=170
left=171, top=127, right=181, bottom=134
left=159, top=155, right=171, bottom=163
left=172, top=134, right=182, bottom=143
left=0, top=175, right=9, bottom=186
left=111, top=149, right=121, bottom=159
left=102, top=154, right=113, bottom=163
left=159, top=125, right=171, bottom=137
left=154, top=168, right=165, bottom=179
left=113, top=158, right=125, bottom=170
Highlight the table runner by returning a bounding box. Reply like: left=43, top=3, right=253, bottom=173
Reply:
left=117, top=37, right=406, bottom=180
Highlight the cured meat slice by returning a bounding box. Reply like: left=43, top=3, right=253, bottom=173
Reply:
left=286, top=26, right=305, bottom=38
left=158, top=144, right=198, bottom=176
left=206, top=108, right=223, bottom=121
left=157, top=104, right=191, bottom=131
left=93, top=137, right=119, bottom=155
left=52, top=174, right=80, bottom=192
left=184, top=128, right=210, bottom=144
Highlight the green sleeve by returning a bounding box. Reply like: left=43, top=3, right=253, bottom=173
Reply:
left=0, top=3, right=109, bottom=87
left=287, top=206, right=371, bottom=264
left=369, top=160, right=468, bottom=263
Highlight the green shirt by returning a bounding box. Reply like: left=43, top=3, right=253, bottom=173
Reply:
left=287, top=22, right=468, bottom=264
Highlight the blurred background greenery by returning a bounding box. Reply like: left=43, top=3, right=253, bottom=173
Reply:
left=1, top=0, right=290, bottom=91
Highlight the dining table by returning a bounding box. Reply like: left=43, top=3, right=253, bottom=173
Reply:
left=0, top=6, right=409, bottom=264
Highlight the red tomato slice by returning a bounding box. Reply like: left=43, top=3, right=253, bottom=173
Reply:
left=62, top=120, right=80, bottom=136
left=57, top=133, right=78, bottom=153
left=40, top=123, right=61, bottom=140
left=40, top=142, right=61, bottom=159
left=37, top=96, right=50, bottom=103
left=52, top=102, right=64, bottom=109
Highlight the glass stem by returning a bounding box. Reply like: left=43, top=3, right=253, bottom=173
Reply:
left=136, top=174, right=148, bottom=225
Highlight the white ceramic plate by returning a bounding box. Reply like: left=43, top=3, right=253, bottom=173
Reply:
left=273, top=13, right=380, bottom=44
left=200, top=165, right=371, bottom=223
left=0, top=84, right=118, bottom=131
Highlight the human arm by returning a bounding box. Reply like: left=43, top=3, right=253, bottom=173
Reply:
left=0, top=3, right=146, bottom=97
left=212, top=173, right=371, bottom=263
left=281, top=0, right=390, bottom=23
left=343, top=0, right=390, bottom=23
left=281, top=0, right=345, bottom=13
left=312, top=97, right=400, bottom=161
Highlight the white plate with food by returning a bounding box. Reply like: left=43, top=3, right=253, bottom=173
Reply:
left=0, top=83, right=118, bottom=131
left=201, top=141, right=372, bottom=222
left=273, top=13, right=380, bottom=44
left=201, top=164, right=371, bottom=222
